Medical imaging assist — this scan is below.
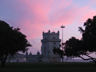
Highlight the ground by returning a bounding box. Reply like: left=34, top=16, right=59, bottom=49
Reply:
left=0, top=62, right=96, bottom=72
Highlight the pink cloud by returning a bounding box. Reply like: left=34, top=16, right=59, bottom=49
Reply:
left=48, top=6, right=89, bottom=28
left=18, top=0, right=96, bottom=39
left=12, top=0, right=96, bottom=54
left=20, top=19, right=43, bottom=40
left=81, top=9, right=96, bottom=22
left=18, top=0, right=74, bottom=40
left=15, top=0, right=96, bottom=41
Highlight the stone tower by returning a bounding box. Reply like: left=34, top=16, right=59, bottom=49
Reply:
left=41, top=30, right=61, bottom=62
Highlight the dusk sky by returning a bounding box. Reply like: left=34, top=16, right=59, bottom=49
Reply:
left=0, top=0, right=96, bottom=54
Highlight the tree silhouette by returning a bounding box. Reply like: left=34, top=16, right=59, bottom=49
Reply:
left=79, top=16, right=96, bottom=62
left=0, top=20, right=31, bottom=67
left=64, top=16, right=96, bottom=63
left=65, top=37, right=84, bottom=57
left=79, top=16, right=96, bottom=52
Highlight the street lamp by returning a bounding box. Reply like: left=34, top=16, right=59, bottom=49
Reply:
left=61, top=25, right=65, bottom=50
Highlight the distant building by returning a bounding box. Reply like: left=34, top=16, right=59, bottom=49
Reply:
left=26, top=52, right=42, bottom=63
left=7, top=53, right=26, bottom=63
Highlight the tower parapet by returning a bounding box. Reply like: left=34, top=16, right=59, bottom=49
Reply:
left=42, top=30, right=60, bottom=42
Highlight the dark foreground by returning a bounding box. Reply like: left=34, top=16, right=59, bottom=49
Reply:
left=0, top=62, right=96, bottom=72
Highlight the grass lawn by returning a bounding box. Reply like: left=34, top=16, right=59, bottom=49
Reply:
left=0, top=62, right=96, bottom=72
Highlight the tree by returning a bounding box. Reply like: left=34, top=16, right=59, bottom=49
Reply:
left=79, top=16, right=96, bottom=52
left=79, top=16, right=96, bottom=62
left=65, top=37, right=84, bottom=57
left=64, top=16, right=96, bottom=63
left=0, top=20, right=31, bottom=67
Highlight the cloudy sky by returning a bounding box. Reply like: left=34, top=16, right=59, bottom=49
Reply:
left=0, top=0, right=96, bottom=54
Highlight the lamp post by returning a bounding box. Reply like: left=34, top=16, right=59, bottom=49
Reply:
left=61, top=25, right=65, bottom=50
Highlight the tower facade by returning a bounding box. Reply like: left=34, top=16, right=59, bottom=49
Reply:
left=41, top=30, right=61, bottom=62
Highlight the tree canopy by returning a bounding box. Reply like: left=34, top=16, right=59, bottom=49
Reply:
left=64, top=16, right=96, bottom=62
left=80, top=16, right=96, bottom=52
left=0, top=20, right=31, bottom=67
left=65, top=37, right=84, bottom=57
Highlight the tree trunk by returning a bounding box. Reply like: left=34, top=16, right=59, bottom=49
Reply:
left=1, top=60, right=6, bottom=67
left=61, top=57, right=63, bottom=62
left=0, top=55, right=7, bottom=67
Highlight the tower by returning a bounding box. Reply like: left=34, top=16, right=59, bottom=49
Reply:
left=41, top=30, right=61, bottom=62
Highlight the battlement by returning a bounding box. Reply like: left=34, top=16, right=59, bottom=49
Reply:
left=42, top=30, right=60, bottom=41
left=43, top=30, right=59, bottom=35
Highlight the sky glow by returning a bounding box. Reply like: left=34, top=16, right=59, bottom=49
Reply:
left=0, top=0, right=96, bottom=54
